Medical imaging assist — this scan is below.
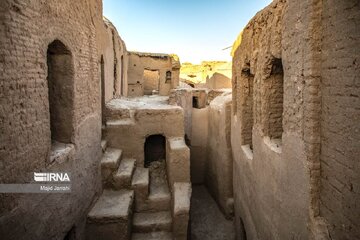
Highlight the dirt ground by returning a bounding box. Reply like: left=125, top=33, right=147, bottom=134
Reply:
left=190, top=185, right=236, bottom=240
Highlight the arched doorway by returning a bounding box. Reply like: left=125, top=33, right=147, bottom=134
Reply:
left=47, top=40, right=74, bottom=144
left=144, top=134, right=166, bottom=168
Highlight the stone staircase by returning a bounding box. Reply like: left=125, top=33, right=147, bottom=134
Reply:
left=85, top=139, right=182, bottom=240
left=86, top=100, right=192, bottom=240
left=131, top=161, right=173, bottom=239
left=85, top=139, right=135, bottom=240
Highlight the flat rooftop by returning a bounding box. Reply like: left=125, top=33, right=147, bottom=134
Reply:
left=107, top=95, right=181, bottom=110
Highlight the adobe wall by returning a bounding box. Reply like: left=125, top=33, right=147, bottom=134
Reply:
left=169, top=89, right=208, bottom=184
left=206, top=72, right=232, bottom=89
left=127, top=52, right=180, bottom=97
left=232, top=0, right=360, bottom=239
left=169, top=88, right=234, bottom=206
left=169, top=89, right=193, bottom=139
left=232, top=0, right=311, bottom=239
left=206, top=93, right=233, bottom=218
left=319, top=0, right=360, bottom=238
left=0, top=0, right=103, bottom=239
left=100, top=18, right=128, bottom=101
left=104, top=98, right=185, bottom=166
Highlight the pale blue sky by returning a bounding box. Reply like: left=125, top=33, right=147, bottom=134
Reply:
left=103, top=0, right=272, bottom=64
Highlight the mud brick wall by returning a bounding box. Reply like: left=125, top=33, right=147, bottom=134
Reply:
left=0, top=0, right=104, bottom=239
left=320, top=0, right=360, bottom=239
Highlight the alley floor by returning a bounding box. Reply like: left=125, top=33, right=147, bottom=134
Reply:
left=190, top=185, right=236, bottom=240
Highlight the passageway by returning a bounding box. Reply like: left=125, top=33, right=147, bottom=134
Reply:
left=190, top=185, right=236, bottom=240
left=144, top=134, right=166, bottom=168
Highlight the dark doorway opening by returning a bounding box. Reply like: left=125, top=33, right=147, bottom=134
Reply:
left=144, top=134, right=166, bottom=167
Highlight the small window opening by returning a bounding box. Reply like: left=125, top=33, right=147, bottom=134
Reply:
left=166, top=71, right=172, bottom=83
left=192, top=96, right=199, bottom=108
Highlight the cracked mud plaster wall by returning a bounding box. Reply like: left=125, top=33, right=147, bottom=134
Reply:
left=232, top=0, right=360, bottom=239
left=101, top=19, right=128, bottom=101
left=0, top=0, right=104, bottom=239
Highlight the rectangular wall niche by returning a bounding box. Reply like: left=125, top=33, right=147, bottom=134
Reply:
left=240, top=67, right=254, bottom=149
left=264, top=58, right=284, bottom=143
left=47, top=40, right=74, bottom=144
left=165, top=70, right=172, bottom=83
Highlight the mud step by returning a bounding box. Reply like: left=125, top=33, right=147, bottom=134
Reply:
left=133, top=211, right=172, bottom=233
left=101, top=148, right=122, bottom=181
left=101, top=148, right=122, bottom=169
left=132, top=167, right=150, bottom=209
left=147, top=176, right=171, bottom=212
left=87, top=189, right=134, bottom=221
left=134, top=163, right=171, bottom=212
left=132, top=231, right=172, bottom=240
left=132, top=167, right=150, bottom=195
left=113, top=158, right=136, bottom=189
left=134, top=184, right=171, bottom=212
left=86, top=189, right=134, bottom=240
left=147, top=162, right=171, bottom=212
